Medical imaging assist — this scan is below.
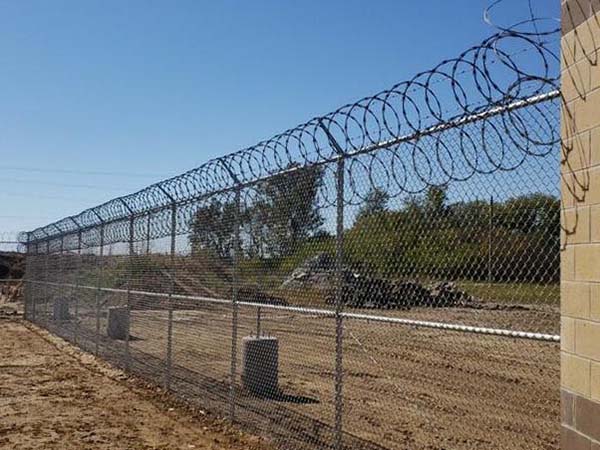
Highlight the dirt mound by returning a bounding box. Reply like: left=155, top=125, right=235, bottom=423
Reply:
left=0, top=281, right=23, bottom=303
left=282, top=253, right=474, bottom=309
left=238, top=285, right=287, bottom=306
left=0, top=251, right=24, bottom=279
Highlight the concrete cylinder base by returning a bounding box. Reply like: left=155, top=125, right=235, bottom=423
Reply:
left=53, top=298, right=70, bottom=321
left=107, top=306, right=129, bottom=340
left=241, top=336, right=279, bottom=397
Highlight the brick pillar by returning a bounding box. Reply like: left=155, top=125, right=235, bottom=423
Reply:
left=561, top=1, right=600, bottom=448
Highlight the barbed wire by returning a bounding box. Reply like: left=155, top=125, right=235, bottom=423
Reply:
left=22, top=21, right=560, bottom=249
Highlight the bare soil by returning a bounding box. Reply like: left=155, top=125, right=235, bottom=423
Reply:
left=0, top=318, right=270, bottom=450
left=63, top=296, right=559, bottom=450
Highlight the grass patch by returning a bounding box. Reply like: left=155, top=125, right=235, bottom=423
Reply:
left=458, top=281, right=559, bottom=306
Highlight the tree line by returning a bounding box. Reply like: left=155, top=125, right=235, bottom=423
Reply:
left=189, top=164, right=559, bottom=284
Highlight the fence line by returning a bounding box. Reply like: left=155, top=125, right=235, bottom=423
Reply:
left=25, top=279, right=560, bottom=343
left=21, top=20, right=561, bottom=450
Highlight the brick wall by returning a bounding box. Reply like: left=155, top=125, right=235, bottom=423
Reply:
left=561, top=0, right=600, bottom=448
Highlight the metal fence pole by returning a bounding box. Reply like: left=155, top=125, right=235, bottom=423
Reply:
left=95, top=224, right=105, bottom=356
left=165, top=202, right=176, bottom=390
left=488, top=195, right=494, bottom=287
left=23, top=235, right=31, bottom=321
left=229, top=187, right=241, bottom=422
left=319, top=122, right=346, bottom=450
left=57, top=234, right=64, bottom=326
left=74, top=229, right=82, bottom=344
left=334, top=153, right=345, bottom=450
left=44, top=240, right=50, bottom=322
left=256, top=306, right=261, bottom=338
left=32, top=242, right=39, bottom=322
left=145, top=214, right=151, bottom=255
left=125, top=214, right=134, bottom=371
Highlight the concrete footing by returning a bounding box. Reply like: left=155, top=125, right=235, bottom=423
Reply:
left=241, top=336, right=279, bottom=397
left=53, top=298, right=70, bottom=321
left=107, top=306, right=129, bottom=340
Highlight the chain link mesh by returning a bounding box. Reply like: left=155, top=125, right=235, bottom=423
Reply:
left=20, top=21, right=561, bottom=450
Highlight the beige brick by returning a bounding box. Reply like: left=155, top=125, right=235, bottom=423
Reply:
left=592, top=206, right=600, bottom=242
left=562, top=352, right=591, bottom=395
left=562, top=281, right=591, bottom=318
left=561, top=29, right=578, bottom=69
left=592, top=62, right=600, bottom=95
left=587, top=166, right=600, bottom=205
left=562, top=130, right=591, bottom=173
left=563, top=317, right=577, bottom=352
left=576, top=320, right=600, bottom=361
left=563, top=245, right=576, bottom=281
left=592, top=362, right=600, bottom=402
left=580, top=89, right=600, bottom=132
left=592, top=284, right=600, bottom=320
left=562, top=171, right=588, bottom=208
left=562, top=207, right=591, bottom=245
left=561, top=99, right=579, bottom=143
left=575, top=245, right=600, bottom=281
left=564, top=59, right=591, bottom=102
left=576, top=14, right=600, bottom=61
left=591, top=126, right=600, bottom=168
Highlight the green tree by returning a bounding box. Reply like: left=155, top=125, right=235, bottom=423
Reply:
left=356, top=188, right=390, bottom=220
left=189, top=199, right=237, bottom=259
left=424, top=185, right=448, bottom=217
left=257, top=163, right=324, bottom=257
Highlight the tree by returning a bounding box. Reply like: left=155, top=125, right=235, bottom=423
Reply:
left=424, top=185, right=448, bottom=217
left=356, top=188, right=390, bottom=220
left=256, top=163, right=324, bottom=257
left=188, top=163, right=324, bottom=260
left=189, top=199, right=237, bottom=259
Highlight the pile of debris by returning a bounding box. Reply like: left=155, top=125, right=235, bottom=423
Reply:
left=281, top=253, right=336, bottom=291
left=282, top=253, right=473, bottom=310
left=238, top=285, right=288, bottom=306
left=0, top=281, right=23, bottom=304
left=0, top=252, right=24, bottom=279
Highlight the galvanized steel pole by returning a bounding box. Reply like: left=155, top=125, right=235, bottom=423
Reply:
left=319, top=120, right=346, bottom=450
left=165, top=202, right=176, bottom=390
left=125, top=214, right=134, bottom=371
left=95, top=223, right=105, bottom=356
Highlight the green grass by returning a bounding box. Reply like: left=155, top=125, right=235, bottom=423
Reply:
left=458, top=280, right=559, bottom=306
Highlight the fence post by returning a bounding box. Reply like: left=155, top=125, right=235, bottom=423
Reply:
left=231, top=187, right=241, bottom=421
left=125, top=213, right=134, bottom=371
left=155, top=185, right=178, bottom=390
left=488, top=195, right=494, bottom=287
left=219, top=160, right=242, bottom=423
left=44, top=240, right=50, bottom=322
left=146, top=214, right=151, bottom=255
left=334, top=147, right=346, bottom=450
left=95, top=223, right=105, bottom=356
left=74, top=228, right=82, bottom=344
left=23, top=234, right=31, bottom=321
left=165, top=202, right=176, bottom=390
left=68, top=217, right=83, bottom=344
left=32, top=242, right=39, bottom=322
left=57, top=233, right=65, bottom=325
left=319, top=121, right=346, bottom=450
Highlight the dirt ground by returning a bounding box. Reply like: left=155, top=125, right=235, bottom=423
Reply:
left=0, top=318, right=270, bottom=450
left=55, top=296, right=559, bottom=450
left=26, top=281, right=560, bottom=450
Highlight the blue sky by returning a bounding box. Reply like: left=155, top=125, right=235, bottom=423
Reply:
left=0, top=0, right=560, bottom=237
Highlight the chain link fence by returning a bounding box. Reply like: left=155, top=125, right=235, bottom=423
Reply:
left=0, top=232, right=24, bottom=310
left=20, top=21, right=561, bottom=450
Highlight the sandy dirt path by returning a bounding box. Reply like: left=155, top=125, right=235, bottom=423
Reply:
left=0, top=318, right=269, bottom=450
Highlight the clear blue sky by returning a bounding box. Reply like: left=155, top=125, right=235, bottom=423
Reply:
left=0, top=0, right=559, bottom=237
